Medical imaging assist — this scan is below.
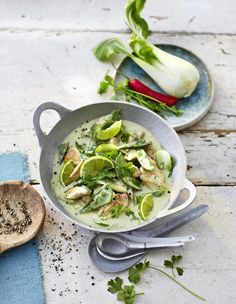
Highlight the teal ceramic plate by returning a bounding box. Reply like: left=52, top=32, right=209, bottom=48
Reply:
left=115, top=44, right=214, bottom=131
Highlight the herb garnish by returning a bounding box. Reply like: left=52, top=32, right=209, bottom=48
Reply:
left=164, top=254, right=184, bottom=277
left=107, top=257, right=206, bottom=303
left=107, top=277, right=143, bottom=304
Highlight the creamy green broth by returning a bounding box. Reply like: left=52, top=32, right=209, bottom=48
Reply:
left=51, top=119, right=171, bottom=231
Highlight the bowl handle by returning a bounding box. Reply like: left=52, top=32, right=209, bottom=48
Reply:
left=33, top=102, right=71, bottom=147
left=159, top=179, right=196, bottom=217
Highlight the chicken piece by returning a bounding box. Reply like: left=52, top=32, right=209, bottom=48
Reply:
left=145, top=144, right=156, bottom=159
left=114, top=193, right=129, bottom=207
left=97, top=193, right=129, bottom=217
left=80, top=194, right=91, bottom=204
left=97, top=200, right=119, bottom=217
left=136, top=130, right=145, bottom=139
left=64, top=186, right=91, bottom=200
left=132, top=167, right=141, bottom=178
left=109, top=137, right=120, bottom=146
left=64, top=147, right=81, bottom=162
left=125, top=149, right=137, bottom=161
left=69, top=160, right=83, bottom=180
left=140, top=165, right=165, bottom=187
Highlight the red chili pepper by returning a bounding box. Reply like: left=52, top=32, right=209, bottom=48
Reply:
left=128, top=79, right=178, bottom=107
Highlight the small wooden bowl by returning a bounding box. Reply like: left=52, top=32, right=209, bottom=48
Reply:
left=0, top=180, right=46, bottom=254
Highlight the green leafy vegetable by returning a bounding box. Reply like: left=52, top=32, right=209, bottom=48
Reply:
left=94, top=1, right=200, bottom=99
left=110, top=204, right=130, bottom=218
left=75, top=141, right=95, bottom=158
left=107, top=277, right=143, bottom=304
left=120, top=125, right=130, bottom=143
left=114, top=153, right=136, bottom=179
left=93, top=220, right=110, bottom=227
left=164, top=255, right=184, bottom=277
left=58, top=142, right=69, bottom=164
left=107, top=256, right=206, bottom=303
left=119, top=139, right=151, bottom=150
left=79, top=185, right=113, bottom=213
left=125, top=209, right=139, bottom=220
left=125, top=0, right=149, bottom=39
left=128, top=260, right=149, bottom=284
left=98, top=74, right=114, bottom=94
left=93, top=38, right=130, bottom=62
left=123, top=176, right=141, bottom=190
left=107, top=277, right=123, bottom=294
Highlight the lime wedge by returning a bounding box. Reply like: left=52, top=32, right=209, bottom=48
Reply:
left=96, top=120, right=122, bottom=140
left=139, top=194, right=154, bottom=221
left=95, top=143, right=118, bottom=153
left=59, top=160, right=76, bottom=187
left=137, top=149, right=153, bottom=171
left=80, top=156, right=114, bottom=178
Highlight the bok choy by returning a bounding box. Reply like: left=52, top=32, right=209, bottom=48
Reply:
left=93, top=0, right=200, bottom=99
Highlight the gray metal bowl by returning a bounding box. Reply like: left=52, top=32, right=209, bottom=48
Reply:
left=33, top=101, right=196, bottom=233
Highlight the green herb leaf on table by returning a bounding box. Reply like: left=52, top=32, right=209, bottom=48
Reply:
left=98, top=74, right=114, bottom=94
left=107, top=277, right=143, bottom=304
left=128, top=260, right=150, bottom=284
left=164, top=255, right=184, bottom=277
left=107, top=277, right=123, bottom=293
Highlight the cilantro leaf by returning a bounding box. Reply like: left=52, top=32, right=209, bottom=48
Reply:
left=128, top=260, right=149, bottom=284
left=97, top=74, right=115, bottom=94
left=114, top=153, right=136, bottom=179
left=176, top=267, right=184, bottom=276
left=117, top=285, right=136, bottom=304
left=164, top=255, right=184, bottom=277
left=107, top=277, right=123, bottom=294
left=98, top=80, right=109, bottom=94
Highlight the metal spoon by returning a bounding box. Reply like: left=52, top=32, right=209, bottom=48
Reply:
left=88, top=205, right=208, bottom=272
left=96, top=234, right=195, bottom=261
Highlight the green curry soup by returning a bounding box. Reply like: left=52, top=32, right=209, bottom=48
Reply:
left=51, top=110, right=172, bottom=230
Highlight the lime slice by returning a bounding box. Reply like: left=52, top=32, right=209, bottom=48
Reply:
left=95, top=143, right=118, bottom=153
left=96, top=120, right=122, bottom=140
left=139, top=194, right=154, bottom=221
left=59, top=160, right=76, bottom=187
left=80, top=156, right=114, bottom=178
left=137, top=149, right=153, bottom=171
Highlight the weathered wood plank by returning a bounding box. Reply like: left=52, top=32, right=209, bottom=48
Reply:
left=0, top=32, right=235, bottom=133
left=0, top=128, right=235, bottom=186
left=36, top=185, right=236, bottom=303
left=0, top=0, right=235, bottom=34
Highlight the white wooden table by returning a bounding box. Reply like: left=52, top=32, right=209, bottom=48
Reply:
left=0, top=1, right=236, bottom=303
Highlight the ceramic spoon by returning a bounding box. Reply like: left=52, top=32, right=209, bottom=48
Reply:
left=0, top=181, right=46, bottom=254
left=88, top=205, right=208, bottom=272
left=96, top=234, right=195, bottom=261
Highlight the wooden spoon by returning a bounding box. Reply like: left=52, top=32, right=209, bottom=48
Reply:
left=0, top=180, right=46, bottom=254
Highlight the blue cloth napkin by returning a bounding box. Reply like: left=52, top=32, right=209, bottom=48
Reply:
left=0, top=152, right=45, bottom=304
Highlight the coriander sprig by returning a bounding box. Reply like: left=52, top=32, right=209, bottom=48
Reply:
left=164, top=254, right=184, bottom=277
left=107, top=257, right=206, bottom=303
left=107, top=277, right=144, bottom=304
